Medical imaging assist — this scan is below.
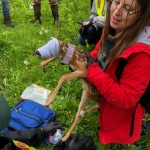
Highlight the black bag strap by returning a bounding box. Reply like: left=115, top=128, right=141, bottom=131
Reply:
left=129, top=103, right=138, bottom=137
left=115, top=58, right=137, bottom=137
left=115, top=58, right=127, bottom=81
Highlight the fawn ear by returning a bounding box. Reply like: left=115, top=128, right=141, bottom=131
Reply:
left=58, top=39, right=67, bottom=52
left=58, top=39, right=63, bottom=46
left=49, top=37, right=54, bottom=40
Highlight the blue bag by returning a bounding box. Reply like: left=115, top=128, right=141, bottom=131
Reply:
left=7, top=99, right=56, bottom=131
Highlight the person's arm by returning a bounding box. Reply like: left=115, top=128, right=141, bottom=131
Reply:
left=92, top=16, right=105, bottom=30
left=86, top=52, right=150, bottom=109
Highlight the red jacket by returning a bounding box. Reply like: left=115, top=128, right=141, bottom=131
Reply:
left=87, top=40, right=150, bottom=144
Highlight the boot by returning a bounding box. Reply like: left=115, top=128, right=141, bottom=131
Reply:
left=3, top=14, right=14, bottom=27
left=31, top=5, right=41, bottom=25
left=50, top=5, right=61, bottom=27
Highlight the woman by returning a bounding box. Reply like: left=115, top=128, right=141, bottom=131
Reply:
left=84, top=0, right=150, bottom=145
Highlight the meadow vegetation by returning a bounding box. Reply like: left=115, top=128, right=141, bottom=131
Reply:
left=0, top=0, right=150, bottom=149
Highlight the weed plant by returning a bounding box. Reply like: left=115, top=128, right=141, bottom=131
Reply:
left=0, top=0, right=150, bottom=150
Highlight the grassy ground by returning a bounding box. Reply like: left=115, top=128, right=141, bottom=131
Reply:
left=0, top=0, right=150, bottom=149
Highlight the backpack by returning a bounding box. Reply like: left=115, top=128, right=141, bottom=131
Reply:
left=115, top=58, right=150, bottom=114
left=13, top=140, right=36, bottom=150
left=115, top=58, right=150, bottom=137
left=0, top=136, right=36, bottom=150
left=2, top=99, right=56, bottom=131
left=53, top=133, right=97, bottom=150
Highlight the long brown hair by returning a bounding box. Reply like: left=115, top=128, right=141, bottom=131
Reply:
left=99, top=0, right=150, bottom=69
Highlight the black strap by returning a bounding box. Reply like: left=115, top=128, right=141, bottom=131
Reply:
left=115, top=58, right=137, bottom=137
left=130, top=103, right=138, bottom=137
left=115, top=58, right=127, bottom=81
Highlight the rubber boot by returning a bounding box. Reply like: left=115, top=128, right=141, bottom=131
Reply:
left=31, top=5, right=41, bottom=25
left=90, top=0, right=94, bottom=9
left=3, top=14, right=14, bottom=27
left=50, top=5, right=61, bottom=27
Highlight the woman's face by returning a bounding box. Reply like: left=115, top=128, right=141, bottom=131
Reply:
left=110, top=0, right=141, bottom=34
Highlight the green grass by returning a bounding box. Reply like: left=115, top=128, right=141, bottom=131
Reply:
left=0, top=0, right=150, bottom=149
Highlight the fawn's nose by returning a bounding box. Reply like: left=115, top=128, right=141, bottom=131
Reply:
left=35, top=50, right=41, bottom=58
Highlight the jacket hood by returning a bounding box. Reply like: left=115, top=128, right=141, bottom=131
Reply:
left=137, top=26, right=150, bottom=46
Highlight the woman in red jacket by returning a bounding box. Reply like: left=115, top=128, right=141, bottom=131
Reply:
left=83, top=0, right=150, bottom=145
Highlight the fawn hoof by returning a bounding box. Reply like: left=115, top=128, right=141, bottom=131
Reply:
left=44, top=101, right=52, bottom=107
left=61, top=133, right=71, bottom=142
left=40, top=64, right=46, bottom=72
left=61, top=136, right=69, bottom=142
left=80, top=110, right=85, bottom=117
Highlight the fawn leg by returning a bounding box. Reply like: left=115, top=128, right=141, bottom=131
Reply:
left=61, top=103, right=100, bottom=141
left=61, top=92, right=100, bottom=141
left=45, top=70, right=86, bottom=106
left=61, top=90, right=89, bottom=141
left=40, top=57, right=57, bottom=72
left=84, top=104, right=99, bottom=113
left=84, top=96, right=100, bottom=113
